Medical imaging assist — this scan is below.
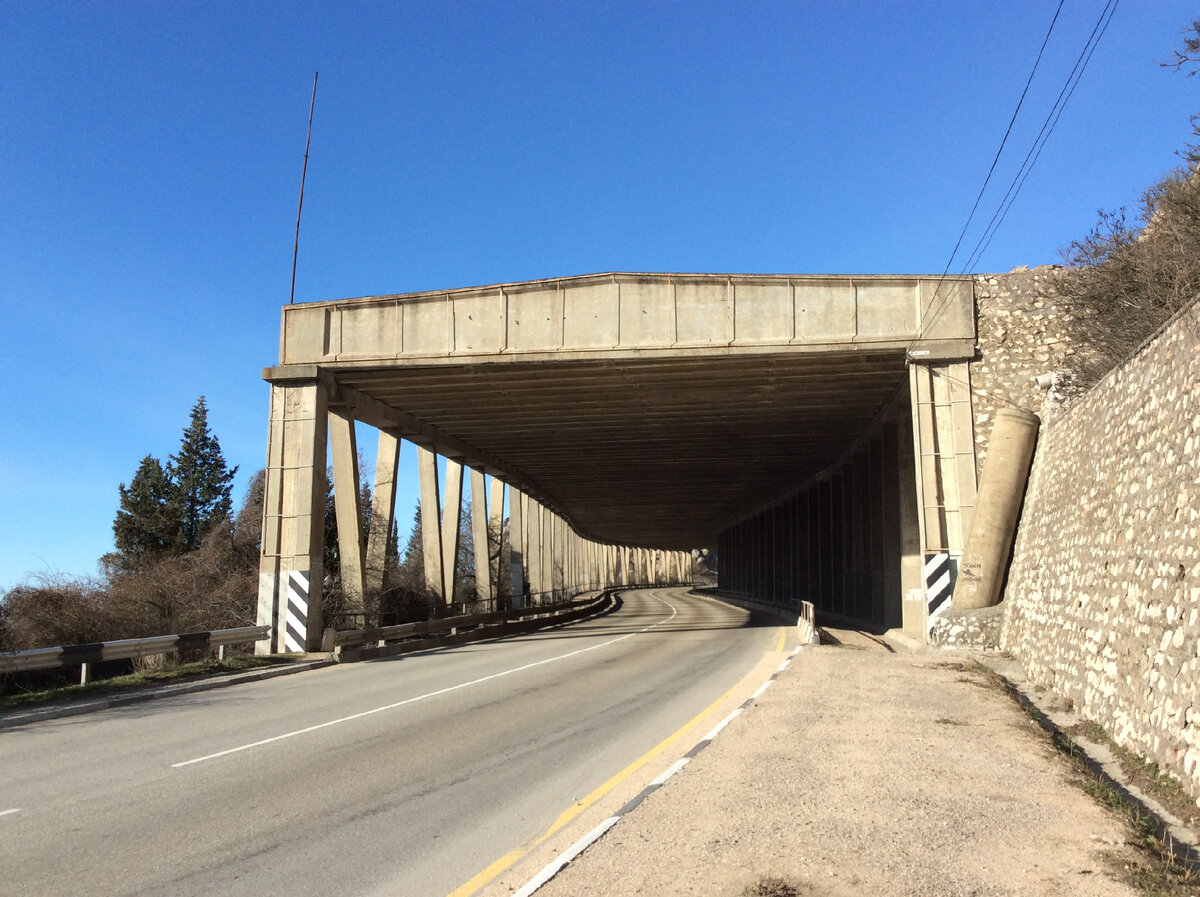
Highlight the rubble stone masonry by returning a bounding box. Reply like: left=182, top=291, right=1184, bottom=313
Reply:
left=997, top=299, right=1200, bottom=802
left=969, top=266, right=1080, bottom=473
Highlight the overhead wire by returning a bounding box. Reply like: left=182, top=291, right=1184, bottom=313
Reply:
left=962, top=0, right=1120, bottom=271
left=909, top=0, right=1121, bottom=408
left=907, top=0, right=1066, bottom=357
left=928, top=0, right=1066, bottom=293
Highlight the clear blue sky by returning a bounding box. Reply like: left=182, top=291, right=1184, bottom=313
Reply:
left=1, top=1, right=1195, bottom=591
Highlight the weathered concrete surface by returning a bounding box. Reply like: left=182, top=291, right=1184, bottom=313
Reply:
left=1001, top=300, right=1200, bottom=803
left=953, top=405, right=1039, bottom=610
left=265, top=273, right=975, bottom=551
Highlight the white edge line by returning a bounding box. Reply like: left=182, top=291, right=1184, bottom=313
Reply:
left=174, top=598, right=680, bottom=768
left=649, top=756, right=690, bottom=787
left=508, top=597, right=787, bottom=897
left=511, top=816, right=621, bottom=897
left=0, top=808, right=20, bottom=818
left=750, top=680, right=773, bottom=700
left=702, top=707, right=742, bottom=742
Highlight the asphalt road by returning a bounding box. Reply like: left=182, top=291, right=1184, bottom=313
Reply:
left=0, top=588, right=787, bottom=897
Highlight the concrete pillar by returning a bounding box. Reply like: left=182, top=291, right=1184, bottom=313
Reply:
left=909, top=362, right=978, bottom=557
left=526, top=499, right=543, bottom=599
left=489, top=476, right=504, bottom=600
left=952, top=407, right=1039, bottom=609
left=441, top=460, right=464, bottom=606
left=417, top=446, right=444, bottom=602
left=881, top=420, right=903, bottom=629
left=508, top=486, right=525, bottom=608
left=364, top=429, right=400, bottom=602
left=328, top=408, right=365, bottom=616
left=897, top=406, right=926, bottom=640
left=541, top=506, right=554, bottom=601
left=257, top=379, right=328, bottom=653
left=868, top=437, right=887, bottom=624
left=469, top=468, right=492, bottom=604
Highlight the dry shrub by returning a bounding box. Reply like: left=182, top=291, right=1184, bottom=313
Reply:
left=104, top=515, right=259, bottom=638
left=0, top=574, right=112, bottom=650
left=1060, top=168, right=1200, bottom=387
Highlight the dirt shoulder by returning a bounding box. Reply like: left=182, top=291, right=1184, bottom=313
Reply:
left=518, top=639, right=1181, bottom=897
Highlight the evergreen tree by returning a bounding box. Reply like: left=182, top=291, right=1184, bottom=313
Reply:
left=167, top=397, right=238, bottom=552
left=112, top=454, right=181, bottom=563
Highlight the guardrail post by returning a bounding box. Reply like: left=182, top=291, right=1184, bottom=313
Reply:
left=80, top=662, right=91, bottom=685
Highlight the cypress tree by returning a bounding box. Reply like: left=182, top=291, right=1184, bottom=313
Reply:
left=167, top=397, right=238, bottom=552
left=113, top=454, right=181, bottom=563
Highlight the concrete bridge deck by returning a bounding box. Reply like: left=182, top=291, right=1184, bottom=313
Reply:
left=257, top=272, right=981, bottom=652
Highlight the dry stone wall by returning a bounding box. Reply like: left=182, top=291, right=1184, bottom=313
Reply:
left=998, top=303, right=1200, bottom=802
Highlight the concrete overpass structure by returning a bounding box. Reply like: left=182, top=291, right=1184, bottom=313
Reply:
left=256, top=272, right=979, bottom=653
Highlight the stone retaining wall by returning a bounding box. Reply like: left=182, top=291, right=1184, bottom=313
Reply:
left=998, top=302, right=1200, bottom=802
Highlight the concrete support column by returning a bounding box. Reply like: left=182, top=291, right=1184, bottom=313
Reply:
left=441, top=460, right=464, bottom=606
left=257, top=380, right=328, bottom=654
left=541, top=506, right=554, bottom=601
left=909, top=362, right=978, bottom=631
left=417, top=446, right=445, bottom=603
left=953, top=407, right=1039, bottom=609
left=328, top=408, right=365, bottom=617
left=489, top=476, right=504, bottom=602
left=365, top=429, right=401, bottom=603
left=508, top=486, right=525, bottom=608
left=525, top=499, right=543, bottom=599
left=897, top=407, right=926, bottom=639
left=469, top=468, right=492, bottom=604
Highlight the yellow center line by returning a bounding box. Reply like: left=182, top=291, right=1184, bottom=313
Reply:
left=447, top=624, right=789, bottom=897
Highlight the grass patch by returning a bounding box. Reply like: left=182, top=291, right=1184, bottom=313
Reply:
left=1069, top=771, right=1199, bottom=896
left=0, top=654, right=303, bottom=710
left=1065, top=721, right=1200, bottom=831
left=935, top=717, right=969, bottom=726
left=988, top=683, right=1200, bottom=894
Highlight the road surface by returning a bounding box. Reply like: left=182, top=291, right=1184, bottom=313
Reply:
left=1, top=587, right=789, bottom=896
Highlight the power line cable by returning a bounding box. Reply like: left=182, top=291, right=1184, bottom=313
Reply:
left=908, top=1, right=1065, bottom=357
left=932, top=0, right=1066, bottom=289
left=912, top=0, right=1117, bottom=353
left=964, top=0, right=1120, bottom=270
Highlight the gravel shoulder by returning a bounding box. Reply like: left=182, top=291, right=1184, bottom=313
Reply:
left=515, top=636, right=1169, bottom=897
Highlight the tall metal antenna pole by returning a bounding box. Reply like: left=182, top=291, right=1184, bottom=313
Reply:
left=290, top=71, right=318, bottom=305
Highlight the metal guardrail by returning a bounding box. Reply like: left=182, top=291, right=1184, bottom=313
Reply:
left=329, top=591, right=625, bottom=661
left=0, top=625, right=272, bottom=685
left=329, top=594, right=602, bottom=651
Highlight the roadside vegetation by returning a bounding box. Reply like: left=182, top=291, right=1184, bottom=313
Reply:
left=1057, top=18, right=1200, bottom=389
left=0, top=395, right=507, bottom=697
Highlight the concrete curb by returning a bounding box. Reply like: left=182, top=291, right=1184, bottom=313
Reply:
left=0, top=657, right=336, bottom=729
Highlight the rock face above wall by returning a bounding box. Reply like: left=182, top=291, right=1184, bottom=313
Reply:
left=999, top=302, right=1200, bottom=803
left=970, top=267, right=1081, bottom=474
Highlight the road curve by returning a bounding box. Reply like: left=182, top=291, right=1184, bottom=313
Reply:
left=0, top=588, right=790, bottom=897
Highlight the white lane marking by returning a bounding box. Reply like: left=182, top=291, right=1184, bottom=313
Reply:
left=174, top=594, right=679, bottom=769
left=0, top=809, right=20, bottom=818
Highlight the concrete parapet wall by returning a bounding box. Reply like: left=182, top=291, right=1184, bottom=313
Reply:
left=999, top=302, right=1200, bottom=802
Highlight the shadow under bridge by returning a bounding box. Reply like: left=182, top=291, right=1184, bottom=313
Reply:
left=255, top=272, right=978, bottom=652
